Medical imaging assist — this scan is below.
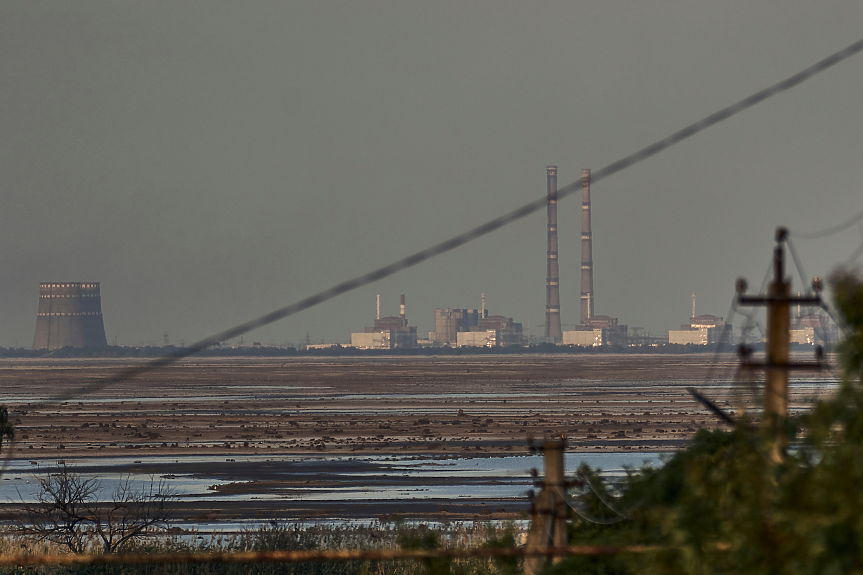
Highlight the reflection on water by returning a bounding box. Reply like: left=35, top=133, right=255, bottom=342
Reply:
left=1, top=451, right=668, bottom=507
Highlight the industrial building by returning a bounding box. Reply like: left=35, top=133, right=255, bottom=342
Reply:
left=562, top=328, right=604, bottom=346
left=429, top=298, right=523, bottom=347
left=455, top=313, right=524, bottom=348
left=351, top=294, right=417, bottom=349
left=429, top=308, right=481, bottom=345
left=669, top=313, right=730, bottom=345
left=791, top=312, right=838, bottom=346
left=32, top=282, right=108, bottom=350
left=456, top=330, right=497, bottom=347
left=562, top=315, right=628, bottom=347
left=667, top=294, right=730, bottom=345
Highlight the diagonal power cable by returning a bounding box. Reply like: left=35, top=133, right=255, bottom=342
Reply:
left=39, top=37, right=863, bottom=400
left=792, top=205, right=863, bottom=240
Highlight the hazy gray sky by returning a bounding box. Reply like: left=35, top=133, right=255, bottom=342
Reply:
left=2, top=2, right=862, bottom=347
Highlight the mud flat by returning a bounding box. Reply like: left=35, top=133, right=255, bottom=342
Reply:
left=0, top=354, right=835, bottom=523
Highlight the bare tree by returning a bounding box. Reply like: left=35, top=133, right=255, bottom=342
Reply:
left=19, top=464, right=174, bottom=553
left=90, top=474, right=174, bottom=552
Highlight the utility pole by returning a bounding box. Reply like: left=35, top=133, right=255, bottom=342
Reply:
left=737, top=227, right=823, bottom=463
left=525, top=437, right=569, bottom=575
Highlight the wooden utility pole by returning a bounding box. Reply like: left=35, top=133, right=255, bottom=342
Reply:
left=738, top=227, right=822, bottom=463
left=765, top=232, right=791, bottom=462
left=525, top=437, right=569, bottom=575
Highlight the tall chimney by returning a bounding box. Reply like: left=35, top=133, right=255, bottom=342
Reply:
left=691, top=292, right=696, bottom=321
left=376, top=294, right=380, bottom=320
left=481, top=293, right=486, bottom=319
left=545, top=166, right=562, bottom=341
left=580, top=169, right=595, bottom=325
left=400, top=294, right=406, bottom=320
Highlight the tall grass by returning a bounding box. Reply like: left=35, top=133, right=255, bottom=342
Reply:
left=1, top=521, right=524, bottom=575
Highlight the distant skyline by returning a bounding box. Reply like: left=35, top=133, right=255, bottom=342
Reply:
left=2, top=3, right=862, bottom=348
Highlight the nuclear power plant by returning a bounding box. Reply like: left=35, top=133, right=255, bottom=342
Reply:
left=32, top=282, right=108, bottom=350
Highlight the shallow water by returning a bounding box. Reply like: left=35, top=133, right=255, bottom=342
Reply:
left=1, top=451, right=667, bottom=506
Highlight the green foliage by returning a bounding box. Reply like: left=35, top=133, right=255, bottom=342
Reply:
left=831, top=269, right=863, bottom=379
left=481, top=523, right=520, bottom=575
left=551, top=270, right=863, bottom=575
left=397, top=525, right=451, bottom=575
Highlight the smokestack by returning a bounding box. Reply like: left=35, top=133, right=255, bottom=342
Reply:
left=692, top=292, right=696, bottom=321
left=400, top=294, right=406, bottom=320
left=481, top=293, right=486, bottom=319
left=377, top=294, right=380, bottom=320
left=545, top=166, right=562, bottom=341
left=580, top=169, right=595, bottom=325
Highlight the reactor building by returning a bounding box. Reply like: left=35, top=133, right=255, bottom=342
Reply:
left=351, top=294, right=418, bottom=349
left=668, top=294, right=730, bottom=345
left=430, top=299, right=523, bottom=347
left=32, top=282, right=108, bottom=350
left=668, top=314, right=730, bottom=345
left=791, top=311, right=838, bottom=346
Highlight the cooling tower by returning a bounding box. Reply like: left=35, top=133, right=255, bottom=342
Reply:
left=580, top=169, right=595, bottom=324
left=32, top=282, right=108, bottom=350
left=545, top=166, right=562, bottom=341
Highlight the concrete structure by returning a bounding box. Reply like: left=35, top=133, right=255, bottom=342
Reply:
left=791, top=312, right=837, bottom=346
left=351, top=331, right=393, bottom=350
left=545, top=165, right=562, bottom=342
left=669, top=314, right=729, bottom=345
left=563, top=315, right=627, bottom=347
left=32, top=282, right=107, bottom=350
left=352, top=294, right=417, bottom=349
left=580, top=169, right=595, bottom=324
left=457, top=330, right=497, bottom=347
left=790, top=327, right=816, bottom=345
left=562, top=327, right=605, bottom=346
left=429, top=308, right=481, bottom=345
left=432, top=306, right=524, bottom=347
left=455, top=313, right=524, bottom=347
left=475, top=314, right=523, bottom=346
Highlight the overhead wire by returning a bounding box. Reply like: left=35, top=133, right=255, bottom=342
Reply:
left=703, top=301, right=738, bottom=383
left=49, top=36, right=863, bottom=400
left=576, top=466, right=647, bottom=520
left=725, top=257, right=775, bottom=413
left=732, top=255, right=775, bottom=346
left=554, top=486, right=629, bottom=525
left=791, top=205, right=863, bottom=240
left=841, top=238, right=863, bottom=267
left=786, top=237, right=813, bottom=295
left=4, top=37, right=863, bottom=477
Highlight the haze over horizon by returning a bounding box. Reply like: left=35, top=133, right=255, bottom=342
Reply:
left=2, top=2, right=862, bottom=348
